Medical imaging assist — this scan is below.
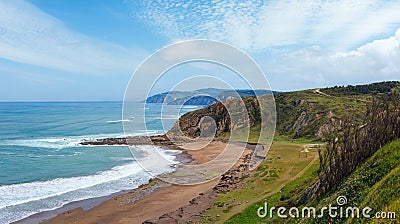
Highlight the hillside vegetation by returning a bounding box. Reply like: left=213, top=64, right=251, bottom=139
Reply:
left=171, top=81, right=399, bottom=141
left=170, top=81, right=400, bottom=224
left=225, top=139, right=400, bottom=224
left=301, top=91, right=400, bottom=202
left=301, top=138, right=400, bottom=224
left=321, top=81, right=400, bottom=96
left=224, top=85, right=400, bottom=224
left=274, top=90, right=366, bottom=139
left=199, top=141, right=320, bottom=223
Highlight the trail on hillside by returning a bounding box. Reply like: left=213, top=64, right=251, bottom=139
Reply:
left=313, top=89, right=332, bottom=97
left=219, top=144, right=319, bottom=223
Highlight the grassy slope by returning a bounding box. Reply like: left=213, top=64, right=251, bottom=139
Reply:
left=195, top=89, right=376, bottom=223
left=216, top=89, right=368, bottom=142
left=275, top=81, right=400, bottom=139
left=198, top=141, right=320, bottom=223
left=180, top=82, right=399, bottom=223
left=224, top=139, right=400, bottom=224
left=200, top=83, right=399, bottom=223
left=275, top=89, right=367, bottom=139
left=301, top=138, right=400, bottom=224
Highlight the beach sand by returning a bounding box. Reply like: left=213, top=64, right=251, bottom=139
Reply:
left=36, top=140, right=254, bottom=224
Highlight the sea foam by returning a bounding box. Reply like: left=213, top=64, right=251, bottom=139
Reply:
left=0, top=145, right=179, bottom=224
left=0, top=133, right=153, bottom=149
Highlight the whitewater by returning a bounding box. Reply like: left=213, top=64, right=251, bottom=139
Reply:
left=0, top=102, right=198, bottom=223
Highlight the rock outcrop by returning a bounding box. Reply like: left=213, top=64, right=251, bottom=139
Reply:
left=167, top=96, right=262, bottom=139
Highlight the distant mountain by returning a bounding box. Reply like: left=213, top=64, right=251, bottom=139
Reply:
left=145, top=88, right=276, bottom=106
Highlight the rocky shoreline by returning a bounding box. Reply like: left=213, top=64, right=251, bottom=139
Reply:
left=143, top=151, right=253, bottom=223
left=43, top=139, right=256, bottom=224
left=80, top=135, right=175, bottom=146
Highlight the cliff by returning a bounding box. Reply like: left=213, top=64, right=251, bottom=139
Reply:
left=169, top=81, right=399, bottom=140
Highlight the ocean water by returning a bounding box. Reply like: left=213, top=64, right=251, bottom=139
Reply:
left=0, top=102, right=200, bottom=223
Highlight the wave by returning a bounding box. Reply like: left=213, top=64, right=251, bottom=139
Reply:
left=157, top=115, right=181, bottom=120
left=0, top=132, right=158, bottom=149
left=181, top=105, right=199, bottom=109
left=106, top=119, right=131, bottom=123
left=0, top=162, right=144, bottom=210
left=0, top=146, right=180, bottom=224
left=1, top=137, right=83, bottom=149
left=0, top=134, right=123, bottom=149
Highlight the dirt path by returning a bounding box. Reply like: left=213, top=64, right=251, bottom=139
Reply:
left=313, top=89, right=332, bottom=97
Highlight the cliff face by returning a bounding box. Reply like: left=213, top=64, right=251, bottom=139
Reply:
left=168, top=96, right=261, bottom=138
left=278, top=98, right=342, bottom=139
left=169, top=90, right=367, bottom=140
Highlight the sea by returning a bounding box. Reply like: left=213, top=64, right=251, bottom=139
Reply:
left=0, top=102, right=200, bottom=223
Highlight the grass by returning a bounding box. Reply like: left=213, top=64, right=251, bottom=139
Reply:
left=275, top=90, right=367, bottom=139
left=217, top=136, right=400, bottom=224
left=228, top=88, right=370, bottom=142
left=299, top=138, right=400, bottom=224
left=198, top=141, right=320, bottom=223
left=223, top=146, right=320, bottom=224
left=222, top=139, right=400, bottom=224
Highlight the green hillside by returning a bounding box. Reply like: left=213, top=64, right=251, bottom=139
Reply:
left=172, top=81, right=400, bottom=224
left=172, top=84, right=380, bottom=141
left=303, top=138, right=400, bottom=224
left=199, top=141, right=321, bottom=223
left=171, top=82, right=399, bottom=141
left=321, top=81, right=400, bottom=96
left=274, top=89, right=367, bottom=139
left=223, top=139, right=399, bottom=224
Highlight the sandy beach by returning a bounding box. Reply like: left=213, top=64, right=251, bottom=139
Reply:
left=27, top=140, right=254, bottom=224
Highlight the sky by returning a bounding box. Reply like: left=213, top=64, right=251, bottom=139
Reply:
left=0, top=0, right=399, bottom=101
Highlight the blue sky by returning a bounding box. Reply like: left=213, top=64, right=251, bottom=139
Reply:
left=1, top=0, right=400, bottom=101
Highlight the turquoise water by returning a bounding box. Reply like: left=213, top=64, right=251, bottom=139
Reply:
left=0, top=102, right=199, bottom=223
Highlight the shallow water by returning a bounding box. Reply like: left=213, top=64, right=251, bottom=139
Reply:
left=0, top=102, right=199, bottom=223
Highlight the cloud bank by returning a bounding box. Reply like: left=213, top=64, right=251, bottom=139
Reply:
left=264, top=28, right=400, bottom=90
left=130, top=0, right=400, bottom=51
left=0, top=0, right=143, bottom=75
left=129, top=0, right=400, bottom=90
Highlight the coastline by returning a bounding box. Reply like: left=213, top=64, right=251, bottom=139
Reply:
left=13, top=190, right=126, bottom=224
left=13, top=140, right=192, bottom=224
left=20, top=139, right=255, bottom=224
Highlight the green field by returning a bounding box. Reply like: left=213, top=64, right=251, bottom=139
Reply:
left=198, top=141, right=320, bottom=223
left=210, top=139, right=400, bottom=224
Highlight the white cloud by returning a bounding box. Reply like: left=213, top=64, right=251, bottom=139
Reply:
left=262, top=28, right=400, bottom=91
left=129, top=0, right=400, bottom=51
left=0, top=0, right=145, bottom=75
left=127, top=0, right=400, bottom=90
